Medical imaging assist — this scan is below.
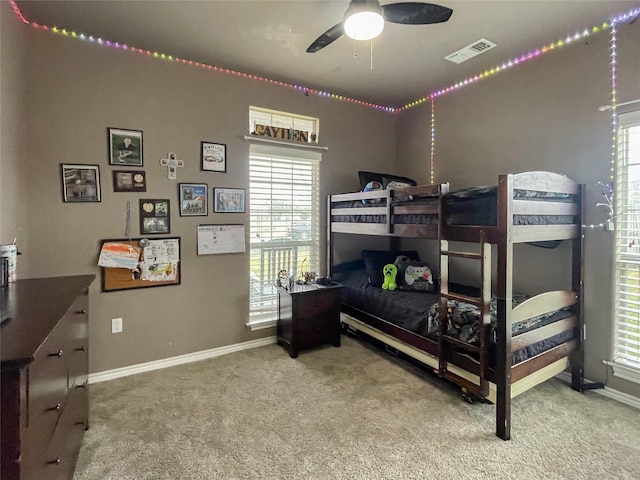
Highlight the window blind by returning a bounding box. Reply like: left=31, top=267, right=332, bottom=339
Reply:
left=613, top=110, right=640, bottom=376
left=248, top=144, right=321, bottom=324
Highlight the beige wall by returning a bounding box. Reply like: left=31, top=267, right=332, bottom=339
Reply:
left=1, top=4, right=29, bottom=250
left=397, top=22, right=640, bottom=398
left=2, top=6, right=397, bottom=373
left=3, top=3, right=639, bottom=399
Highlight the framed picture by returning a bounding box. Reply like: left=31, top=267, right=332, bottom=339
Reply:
left=214, top=188, right=245, bottom=213
left=179, top=183, right=208, bottom=216
left=61, top=164, right=101, bottom=202
left=201, top=141, right=226, bottom=173
left=139, top=199, right=170, bottom=234
left=109, top=127, right=143, bottom=166
left=112, top=170, right=146, bottom=192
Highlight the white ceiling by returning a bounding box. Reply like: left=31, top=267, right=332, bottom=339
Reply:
left=14, top=0, right=640, bottom=107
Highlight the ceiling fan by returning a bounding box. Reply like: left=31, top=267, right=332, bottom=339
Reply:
left=306, top=0, right=453, bottom=53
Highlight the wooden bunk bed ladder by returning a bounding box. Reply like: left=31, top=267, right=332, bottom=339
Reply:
left=438, top=230, right=492, bottom=399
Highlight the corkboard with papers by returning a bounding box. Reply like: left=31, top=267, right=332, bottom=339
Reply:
left=99, top=237, right=181, bottom=292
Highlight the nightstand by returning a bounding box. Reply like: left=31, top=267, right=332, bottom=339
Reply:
left=276, top=282, right=343, bottom=358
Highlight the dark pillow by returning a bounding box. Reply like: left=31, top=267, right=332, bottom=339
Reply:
left=383, top=178, right=415, bottom=201
left=358, top=171, right=417, bottom=190
left=395, top=257, right=435, bottom=292
left=362, top=249, right=420, bottom=287
left=382, top=177, right=417, bottom=189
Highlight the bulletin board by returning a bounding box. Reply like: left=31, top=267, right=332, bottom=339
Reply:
left=197, top=224, right=246, bottom=255
left=100, top=237, right=181, bottom=292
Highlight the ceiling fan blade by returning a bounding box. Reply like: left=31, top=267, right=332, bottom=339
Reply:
left=382, top=2, right=453, bottom=25
left=306, top=22, right=345, bottom=53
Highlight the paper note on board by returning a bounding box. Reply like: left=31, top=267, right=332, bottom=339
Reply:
left=143, top=238, right=180, bottom=264
left=98, top=242, right=141, bottom=269
left=139, top=262, right=178, bottom=282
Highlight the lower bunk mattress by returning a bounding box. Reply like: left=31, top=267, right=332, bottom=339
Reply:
left=339, top=269, right=575, bottom=366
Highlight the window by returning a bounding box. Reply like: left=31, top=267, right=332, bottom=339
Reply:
left=248, top=143, right=321, bottom=329
left=612, top=109, right=640, bottom=382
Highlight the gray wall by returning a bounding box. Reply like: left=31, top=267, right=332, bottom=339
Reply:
left=397, top=22, right=640, bottom=398
left=0, top=4, right=29, bottom=246
left=2, top=3, right=638, bottom=400
left=0, top=2, right=396, bottom=373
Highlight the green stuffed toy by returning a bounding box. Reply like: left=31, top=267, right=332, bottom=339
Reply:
left=381, top=263, right=397, bottom=290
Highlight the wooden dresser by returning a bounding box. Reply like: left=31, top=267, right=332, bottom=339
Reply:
left=1, top=275, right=94, bottom=480
left=277, top=282, right=343, bottom=358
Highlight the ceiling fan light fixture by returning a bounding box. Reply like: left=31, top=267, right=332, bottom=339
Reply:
left=343, top=1, right=385, bottom=41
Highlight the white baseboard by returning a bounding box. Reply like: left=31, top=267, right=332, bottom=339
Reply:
left=89, top=336, right=277, bottom=384
left=555, top=372, right=640, bottom=410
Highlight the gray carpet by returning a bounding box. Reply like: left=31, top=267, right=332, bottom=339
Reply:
left=75, top=336, right=640, bottom=480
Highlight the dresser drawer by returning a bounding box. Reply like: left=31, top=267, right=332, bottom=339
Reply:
left=28, top=357, right=69, bottom=445
left=65, top=294, right=89, bottom=346
left=29, top=388, right=87, bottom=480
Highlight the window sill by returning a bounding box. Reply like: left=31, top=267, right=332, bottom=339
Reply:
left=246, top=317, right=277, bottom=331
left=604, top=360, right=640, bottom=384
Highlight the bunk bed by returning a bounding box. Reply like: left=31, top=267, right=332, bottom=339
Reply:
left=328, top=171, right=585, bottom=440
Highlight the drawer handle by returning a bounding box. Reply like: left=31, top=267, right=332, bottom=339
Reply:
left=76, top=381, right=88, bottom=389
left=48, top=349, right=63, bottom=358
left=76, top=309, right=87, bottom=315
left=75, top=345, right=87, bottom=352
left=47, top=457, right=62, bottom=465
left=47, top=403, right=62, bottom=412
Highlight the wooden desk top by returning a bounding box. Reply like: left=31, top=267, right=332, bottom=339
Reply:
left=1, top=275, right=95, bottom=368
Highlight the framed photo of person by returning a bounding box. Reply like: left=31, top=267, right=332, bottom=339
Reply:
left=139, top=199, right=170, bottom=234
left=112, top=170, right=147, bottom=192
left=201, top=141, right=226, bottom=173
left=61, top=164, right=101, bottom=202
left=109, top=127, right=143, bottom=166
left=179, top=183, right=208, bottom=216
left=213, top=187, right=245, bottom=213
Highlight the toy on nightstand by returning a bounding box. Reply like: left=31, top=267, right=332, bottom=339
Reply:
left=381, top=264, right=397, bottom=290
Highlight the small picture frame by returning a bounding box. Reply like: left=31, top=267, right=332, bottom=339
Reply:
left=112, top=170, right=147, bottom=192
left=201, top=141, right=226, bottom=173
left=139, top=199, right=171, bottom=234
left=179, top=183, right=208, bottom=216
left=214, top=188, right=245, bottom=213
left=61, top=164, right=101, bottom=202
left=109, top=127, right=143, bottom=166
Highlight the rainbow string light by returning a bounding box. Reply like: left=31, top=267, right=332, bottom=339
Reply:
left=399, top=6, right=640, bottom=111
left=7, top=1, right=640, bottom=115
left=430, top=98, right=435, bottom=183
left=609, top=23, right=618, bottom=183
left=6, top=0, right=394, bottom=112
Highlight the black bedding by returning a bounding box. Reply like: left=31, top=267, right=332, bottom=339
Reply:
left=444, top=185, right=575, bottom=226
left=339, top=269, right=575, bottom=366
left=331, top=197, right=438, bottom=225
left=332, top=185, right=576, bottom=227
left=339, top=269, right=439, bottom=334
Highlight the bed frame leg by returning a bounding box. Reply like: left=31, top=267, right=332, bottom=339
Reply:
left=496, top=382, right=511, bottom=440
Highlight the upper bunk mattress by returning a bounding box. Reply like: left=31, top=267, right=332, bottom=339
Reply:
left=445, top=185, right=575, bottom=226
left=331, top=197, right=438, bottom=225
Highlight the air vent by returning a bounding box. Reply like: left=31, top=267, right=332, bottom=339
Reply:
left=445, top=38, right=497, bottom=64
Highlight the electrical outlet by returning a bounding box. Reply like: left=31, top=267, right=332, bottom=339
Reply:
left=112, top=317, right=123, bottom=333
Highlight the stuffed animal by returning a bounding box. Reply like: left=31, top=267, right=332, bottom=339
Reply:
left=381, top=263, right=397, bottom=290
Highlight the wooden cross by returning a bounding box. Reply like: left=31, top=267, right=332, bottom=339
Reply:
left=159, top=153, right=184, bottom=180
